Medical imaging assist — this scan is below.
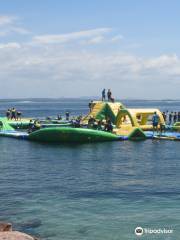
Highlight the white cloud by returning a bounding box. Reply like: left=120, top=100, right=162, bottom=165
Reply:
left=111, top=34, right=123, bottom=42
left=0, top=14, right=30, bottom=37
left=0, top=42, right=21, bottom=49
left=144, top=54, right=178, bottom=69
left=0, top=38, right=180, bottom=98
left=33, top=28, right=111, bottom=44
left=0, top=23, right=180, bottom=98
left=83, top=35, right=104, bottom=45
left=10, top=26, right=30, bottom=35
left=0, top=15, right=16, bottom=26
left=33, top=28, right=125, bottom=46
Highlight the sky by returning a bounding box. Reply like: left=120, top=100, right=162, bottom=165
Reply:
left=0, top=0, right=180, bottom=99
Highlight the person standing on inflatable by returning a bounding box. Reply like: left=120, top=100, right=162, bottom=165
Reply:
left=65, top=111, right=70, bottom=121
left=107, top=89, right=112, bottom=102
left=152, top=112, right=159, bottom=134
left=88, top=100, right=93, bottom=112
left=11, top=107, right=17, bottom=120
left=6, top=109, right=11, bottom=120
left=102, top=89, right=106, bottom=101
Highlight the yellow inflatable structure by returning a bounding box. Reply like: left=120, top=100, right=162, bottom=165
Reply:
left=115, top=108, right=165, bottom=132
left=83, top=101, right=124, bottom=124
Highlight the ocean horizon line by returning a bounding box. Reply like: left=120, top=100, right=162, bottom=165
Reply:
left=0, top=97, right=180, bottom=101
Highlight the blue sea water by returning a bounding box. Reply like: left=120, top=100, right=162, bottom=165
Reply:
left=0, top=99, right=180, bottom=240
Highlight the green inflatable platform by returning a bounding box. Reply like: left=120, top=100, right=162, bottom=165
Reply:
left=28, top=127, right=119, bottom=143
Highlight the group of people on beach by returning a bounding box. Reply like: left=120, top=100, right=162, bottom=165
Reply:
left=6, top=108, right=22, bottom=120
left=162, top=111, right=180, bottom=125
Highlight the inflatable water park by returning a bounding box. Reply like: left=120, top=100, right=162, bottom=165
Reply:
left=1, top=100, right=180, bottom=143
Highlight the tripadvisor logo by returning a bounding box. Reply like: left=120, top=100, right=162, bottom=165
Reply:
left=135, top=227, right=143, bottom=236
left=135, top=226, right=173, bottom=236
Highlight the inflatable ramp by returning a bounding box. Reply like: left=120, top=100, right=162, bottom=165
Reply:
left=0, top=118, right=14, bottom=131
left=0, top=118, right=28, bottom=139
left=83, top=101, right=124, bottom=124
